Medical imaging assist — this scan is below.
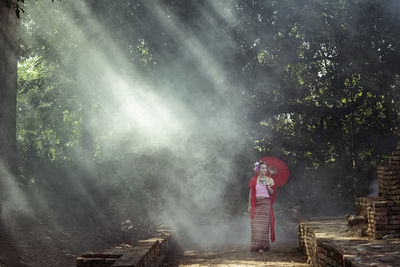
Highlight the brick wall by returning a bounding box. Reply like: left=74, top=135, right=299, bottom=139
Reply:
left=377, top=143, right=400, bottom=200
left=298, top=218, right=358, bottom=267
left=366, top=200, right=400, bottom=238
left=76, top=226, right=182, bottom=267
left=298, top=218, right=400, bottom=267
left=354, top=143, right=400, bottom=239
left=355, top=198, right=400, bottom=238
left=378, top=165, right=400, bottom=201
left=355, top=197, right=376, bottom=219
left=389, top=143, right=400, bottom=166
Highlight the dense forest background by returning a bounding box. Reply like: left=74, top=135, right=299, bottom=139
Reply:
left=1, top=0, right=400, bottom=265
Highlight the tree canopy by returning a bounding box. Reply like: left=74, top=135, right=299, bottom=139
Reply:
left=8, top=0, right=400, bottom=224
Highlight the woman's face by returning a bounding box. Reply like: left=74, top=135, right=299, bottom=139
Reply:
left=259, top=164, right=267, bottom=175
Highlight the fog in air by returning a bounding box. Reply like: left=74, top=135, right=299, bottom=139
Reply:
left=1, top=0, right=399, bottom=266
left=14, top=0, right=254, bottom=249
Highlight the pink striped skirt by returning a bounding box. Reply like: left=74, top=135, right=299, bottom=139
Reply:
left=250, top=197, right=270, bottom=252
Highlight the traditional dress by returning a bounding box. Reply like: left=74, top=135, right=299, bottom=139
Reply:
left=248, top=175, right=276, bottom=251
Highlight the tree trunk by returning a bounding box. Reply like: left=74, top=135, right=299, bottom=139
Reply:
left=0, top=1, right=17, bottom=179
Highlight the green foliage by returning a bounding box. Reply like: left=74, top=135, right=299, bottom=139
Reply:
left=17, top=56, right=82, bottom=165
left=15, top=0, right=400, bottom=218
left=240, top=0, right=400, bottom=209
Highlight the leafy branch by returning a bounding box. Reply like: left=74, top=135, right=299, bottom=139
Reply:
left=2, top=0, right=58, bottom=18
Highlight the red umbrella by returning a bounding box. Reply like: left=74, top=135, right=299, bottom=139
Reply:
left=258, top=156, right=289, bottom=187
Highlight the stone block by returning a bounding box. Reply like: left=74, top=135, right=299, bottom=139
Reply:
left=299, top=217, right=400, bottom=266
left=76, top=227, right=179, bottom=267
left=375, top=219, right=388, bottom=225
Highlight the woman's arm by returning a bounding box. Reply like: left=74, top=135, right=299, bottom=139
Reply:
left=267, top=186, right=274, bottom=195
left=267, top=178, right=274, bottom=194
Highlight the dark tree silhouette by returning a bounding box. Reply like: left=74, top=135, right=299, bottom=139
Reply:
left=0, top=1, right=17, bottom=180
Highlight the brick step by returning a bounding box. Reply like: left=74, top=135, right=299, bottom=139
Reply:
left=76, top=227, right=181, bottom=267
left=298, top=217, right=400, bottom=267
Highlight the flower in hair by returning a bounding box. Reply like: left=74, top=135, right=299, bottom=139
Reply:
left=253, top=161, right=260, bottom=172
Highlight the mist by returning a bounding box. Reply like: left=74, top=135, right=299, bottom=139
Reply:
left=10, top=0, right=254, bottom=251
left=1, top=0, right=399, bottom=265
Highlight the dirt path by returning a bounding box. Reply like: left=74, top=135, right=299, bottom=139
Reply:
left=165, top=241, right=309, bottom=267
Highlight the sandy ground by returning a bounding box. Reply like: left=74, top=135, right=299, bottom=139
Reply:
left=165, top=241, right=309, bottom=267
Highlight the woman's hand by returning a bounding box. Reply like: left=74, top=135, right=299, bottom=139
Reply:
left=248, top=205, right=251, bottom=213
left=267, top=185, right=273, bottom=194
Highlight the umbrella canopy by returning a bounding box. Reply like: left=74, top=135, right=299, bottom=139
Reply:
left=258, top=156, right=289, bottom=187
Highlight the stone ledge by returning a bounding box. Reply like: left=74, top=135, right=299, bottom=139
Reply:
left=76, top=226, right=182, bottom=267
left=298, top=217, right=400, bottom=267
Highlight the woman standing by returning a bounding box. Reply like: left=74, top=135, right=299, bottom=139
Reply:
left=248, top=161, right=276, bottom=252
